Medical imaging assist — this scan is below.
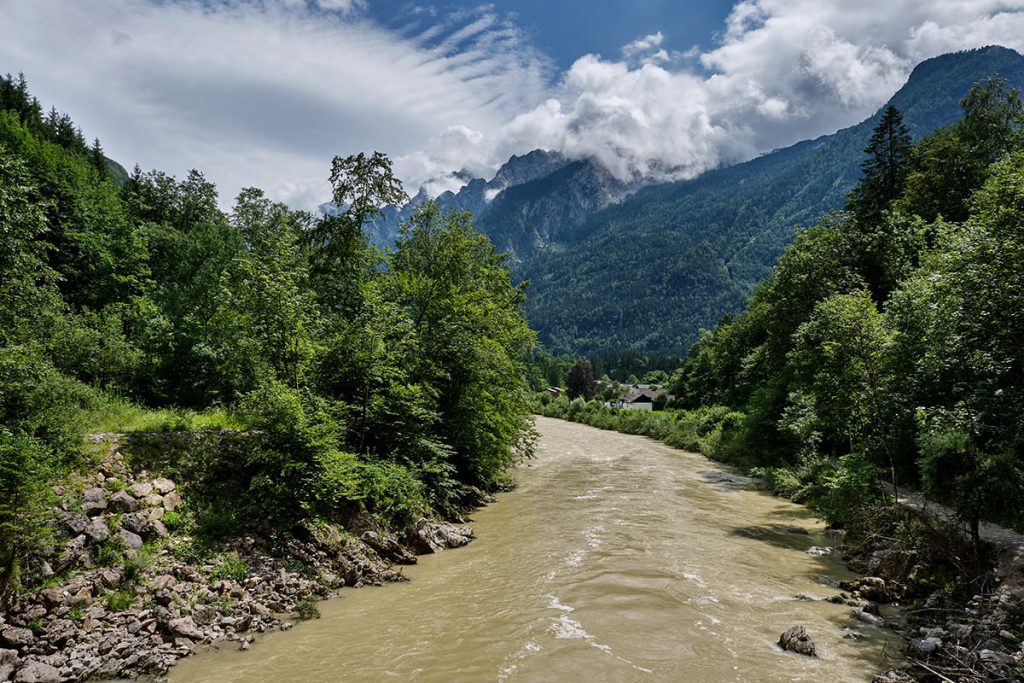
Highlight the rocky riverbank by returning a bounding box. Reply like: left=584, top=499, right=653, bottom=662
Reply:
left=0, top=434, right=477, bottom=682
left=804, top=507, right=1024, bottom=681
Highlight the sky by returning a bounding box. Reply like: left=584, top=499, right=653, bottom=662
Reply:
left=2, top=0, right=1024, bottom=209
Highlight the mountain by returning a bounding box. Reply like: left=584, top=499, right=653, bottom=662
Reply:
left=356, top=149, right=575, bottom=248
left=513, top=46, right=1024, bottom=355
left=475, top=158, right=641, bottom=258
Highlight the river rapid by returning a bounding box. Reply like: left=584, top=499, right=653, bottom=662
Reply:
left=171, top=416, right=897, bottom=682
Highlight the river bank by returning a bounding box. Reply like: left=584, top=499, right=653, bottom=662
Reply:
left=0, top=433, right=474, bottom=682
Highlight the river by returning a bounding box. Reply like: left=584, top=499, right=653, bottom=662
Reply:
left=171, top=416, right=898, bottom=682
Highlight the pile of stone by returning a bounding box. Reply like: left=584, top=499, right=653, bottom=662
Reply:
left=0, top=439, right=478, bottom=682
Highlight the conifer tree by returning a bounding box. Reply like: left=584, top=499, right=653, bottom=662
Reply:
left=847, top=104, right=912, bottom=222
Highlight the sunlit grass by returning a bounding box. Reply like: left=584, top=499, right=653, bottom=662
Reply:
left=80, top=393, right=248, bottom=434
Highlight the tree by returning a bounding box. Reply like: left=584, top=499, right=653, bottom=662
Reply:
left=566, top=360, right=597, bottom=400
left=309, top=152, right=407, bottom=318
left=847, top=105, right=912, bottom=223
left=388, top=202, right=535, bottom=486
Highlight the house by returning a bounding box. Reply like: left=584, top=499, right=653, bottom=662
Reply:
left=616, top=384, right=673, bottom=411
left=546, top=387, right=562, bottom=398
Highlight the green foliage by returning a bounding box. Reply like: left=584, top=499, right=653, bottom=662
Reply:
left=0, top=79, right=536, bottom=593
left=670, top=74, right=1024, bottom=532
left=104, top=589, right=135, bottom=612
left=296, top=597, right=321, bottom=620
left=210, top=552, right=248, bottom=582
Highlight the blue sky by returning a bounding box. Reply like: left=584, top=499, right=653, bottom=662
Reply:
left=1, top=1, right=1022, bottom=208
left=366, top=0, right=736, bottom=71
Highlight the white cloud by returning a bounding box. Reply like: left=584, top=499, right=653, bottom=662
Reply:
left=422, top=0, right=1024, bottom=190
left=0, top=0, right=551, bottom=208
left=3, top=0, right=1024, bottom=208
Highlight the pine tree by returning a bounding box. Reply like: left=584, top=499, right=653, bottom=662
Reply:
left=90, top=138, right=107, bottom=179
left=847, top=104, right=912, bottom=222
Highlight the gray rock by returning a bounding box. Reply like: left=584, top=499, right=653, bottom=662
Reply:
left=191, top=605, right=218, bottom=626
left=168, top=617, right=204, bottom=641
left=119, top=513, right=147, bottom=534
left=361, top=531, right=416, bottom=565
left=12, top=659, right=60, bottom=683
left=108, top=490, right=138, bottom=513
left=144, top=520, right=169, bottom=540
left=81, top=487, right=108, bottom=516
left=778, top=625, right=817, bottom=657
left=806, top=546, right=833, bottom=556
left=852, top=608, right=885, bottom=627
left=129, top=482, right=153, bottom=499
left=37, top=589, right=64, bottom=608
left=0, top=648, right=17, bottom=683
left=0, top=626, right=33, bottom=648
left=83, top=518, right=110, bottom=544
left=42, top=620, right=76, bottom=646
left=150, top=574, right=176, bottom=591
left=152, top=478, right=176, bottom=495
left=68, top=586, right=92, bottom=607
left=408, top=518, right=474, bottom=554
left=57, top=512, right=89, bottom=536
left=118, top=529, right=143, bottom=551
left=910, top=636, right=942, bottom=655
left=162, top=491, right=182, bottom=512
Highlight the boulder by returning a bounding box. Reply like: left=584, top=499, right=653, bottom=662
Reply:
left=57, top=512, right=89, bottom=536
left=162, top=491, right=183, bottom=512
left=778, top=626, right=817, bottom=657
left=0, top=649, right=18, bottom=682
left=119, top=513, right=147, bottom=535
left=152, top=478, right=176, bottom=495
left=361, top=531, right=416, bottom=564
left=167, top=617, right=204, bottom=641
left=38, top=589, right=64, bottom=608
left=407, top=518, right=474, bottom=554
left=12, top=659, right=60, bottom=683
left=909, top=636, right=942, bottom=655
left=118, top=529, right=144, bottom=552
left=81, top=487, right=108, bottom=516
left=150, top=575, right=176, bottom=591
left=0, top=626, right=33, bottom=648
left=129, top=482, right=153, bottom=499
left=68, top=586, right=92, bottom=607
left=42, top=620, right=76, bottom=646
left=806, top=546, right=833, bottom=556
left=108, top=490, right=138, bottom=513
left=852, top=608, right=885, bottom=627
left=144, top=520, right=169, bottom=540
left=83, top=518, right=110, bottom=544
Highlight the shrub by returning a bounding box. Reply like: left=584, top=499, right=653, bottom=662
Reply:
left=105, top=589, right=135, bottom=612
left=296, top=597, right=320, bottom=620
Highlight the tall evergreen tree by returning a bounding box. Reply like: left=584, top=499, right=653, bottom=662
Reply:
left=847, top=105, right=912, bottom=222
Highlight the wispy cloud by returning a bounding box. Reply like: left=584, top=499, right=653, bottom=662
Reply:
left=0, top=0, right=552, bottom=207
left=3, top=1, right=1024, bottom=208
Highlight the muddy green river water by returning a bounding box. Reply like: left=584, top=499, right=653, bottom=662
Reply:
left=171, top=416, right=898, bottom=682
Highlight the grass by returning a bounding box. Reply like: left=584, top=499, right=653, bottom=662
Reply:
left=79, top=393, right=248, bottom=434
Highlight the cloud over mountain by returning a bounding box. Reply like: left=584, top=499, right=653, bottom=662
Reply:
left=3, top=0, right=1024, bottom=207
left=432, top=0, right=1024, bottom=190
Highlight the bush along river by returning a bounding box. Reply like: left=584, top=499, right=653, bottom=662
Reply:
left=170, top=416, right=899, bottom=682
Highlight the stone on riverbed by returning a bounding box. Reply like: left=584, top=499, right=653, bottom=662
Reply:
left=778, top=626, right=817, bottom=657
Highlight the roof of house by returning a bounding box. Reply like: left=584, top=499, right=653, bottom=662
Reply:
left=623, top=384, right=669, bottom=403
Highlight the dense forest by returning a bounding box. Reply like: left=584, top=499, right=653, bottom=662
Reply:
left=539, top=77, right=1024, bottom=544
left=520, top=46, right=1024, bottom=356
left=0, top=74, right=535, bottom=597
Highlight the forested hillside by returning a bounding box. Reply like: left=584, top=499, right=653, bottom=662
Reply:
left=519, top=46, right=1024, bottom=354
left=0, top=74, right=535, bottom=598
left=541, top=75, right=1024, bottom=548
